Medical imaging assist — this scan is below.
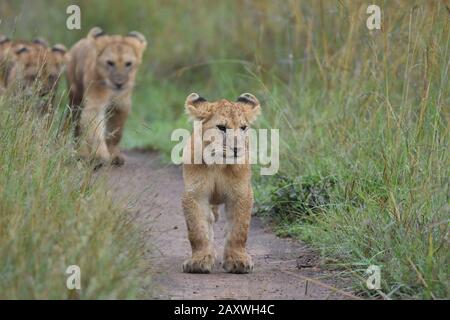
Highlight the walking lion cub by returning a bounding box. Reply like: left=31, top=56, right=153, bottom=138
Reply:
left=67, top=27, right=146, bottom=166
left=182, top=92, right=261, bottom=274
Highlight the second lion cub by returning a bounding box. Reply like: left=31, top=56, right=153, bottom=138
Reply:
left=67, top=27, right=147, bottom=166
left=182, top=92, right=261, bottom=274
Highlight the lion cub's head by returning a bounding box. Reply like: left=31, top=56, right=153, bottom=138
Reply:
left=8, top=38, right=68, bottom=99
left=87, top=27, right=147, bottom=92
left=185, top=93, right=261, bottom=163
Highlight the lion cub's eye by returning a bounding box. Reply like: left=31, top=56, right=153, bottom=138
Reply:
left=217, top=125, right=227, bottom=132
left=240, top=125, right=248, bottom=131
left=106, top=60, right=115, bottom=67
left=125, top=61, right=133, bottom=67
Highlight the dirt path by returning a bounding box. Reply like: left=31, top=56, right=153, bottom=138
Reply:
left=107, top=150, right=356, bottom=300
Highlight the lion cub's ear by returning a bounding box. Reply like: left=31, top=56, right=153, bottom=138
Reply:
left=185, top=93, right=210, bottom=121
left=32, top=38, right=49, bottom=47
left=88, top=27, right=111, bottom=52
left=87, top=26, right=105, bottom=39
left=126, top=31, right=147, bottom=60
left=127, top=31, right=147, bottom=47
left=14, top=45, right=29, bottom=55
left=52, top=44, right=67, bottom=54
left=237, top=93, right=261, bottom=123
left=0, top=35, right=10, bottom=45
left=52, top=44, right=70, bottom=63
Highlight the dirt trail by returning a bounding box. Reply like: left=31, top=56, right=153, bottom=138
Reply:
left=107, top=150, right=356, bottom=300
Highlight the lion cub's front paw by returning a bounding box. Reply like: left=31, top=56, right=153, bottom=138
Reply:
left=77, top=155, right=108, bottom=171
left=111, top=153, right=125, bottom=166
left=223, top=253, right=254, bottom=274
left=182, top=254, right=215, bottom=274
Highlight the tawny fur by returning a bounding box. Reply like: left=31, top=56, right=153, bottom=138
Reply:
left=66, top=27, right=146, bottom=166
left=182, top=92, right=261, bottom=274
left=0, top=36, right=14, bottom=90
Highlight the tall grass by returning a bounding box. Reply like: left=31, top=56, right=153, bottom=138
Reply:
left=252, top=2, right=449, bottom=299
left=1, top=0, right=448, bottom=299
left=0, top=94, right=149, bottom=299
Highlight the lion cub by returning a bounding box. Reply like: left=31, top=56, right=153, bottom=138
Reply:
left=182, top=92, right=261, bottom=274
left=0, top=36, right=68, bottom=112
left=66, top=27, right=147, bottom=166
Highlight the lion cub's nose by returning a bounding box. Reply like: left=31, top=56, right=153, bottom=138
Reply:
left=115, top=82, right=124, bottom=90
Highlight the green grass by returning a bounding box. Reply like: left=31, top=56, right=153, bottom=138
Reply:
left=0, top=94, right=149, bottom=299
left=251, top=2, right=449, bottom=298
left=1, top=0, right=448, bottom=299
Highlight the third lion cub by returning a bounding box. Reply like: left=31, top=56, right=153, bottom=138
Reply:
left=182, top=92, right=261, bottom=274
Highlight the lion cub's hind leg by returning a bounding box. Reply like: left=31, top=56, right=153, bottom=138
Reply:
left=182, top=194, right=216, bottom=273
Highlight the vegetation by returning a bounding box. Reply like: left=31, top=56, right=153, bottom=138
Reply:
left=1, top=0, right=448, bottom=299
left=0, top=94, right=149, bottom=299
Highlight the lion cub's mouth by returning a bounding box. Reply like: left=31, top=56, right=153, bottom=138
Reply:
left=207, top=148, right=246, bottom=161
left=111, top=83, right=127, bottom=91
left=100, top=80, right=128, bottom=91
